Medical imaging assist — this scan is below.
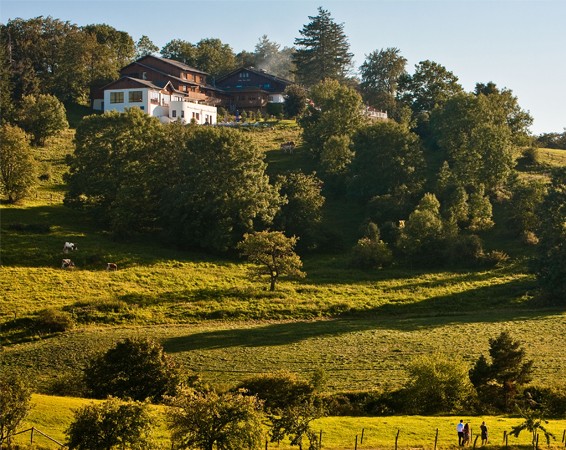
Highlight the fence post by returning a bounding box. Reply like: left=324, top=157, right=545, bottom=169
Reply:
left=265, top=438, right=268, bottom=450
left=473, top=435, right=480, bottom=449
left=395, top=429, right=400, bottom=450
left=319, top=430, right=322, bottom=449
left=354, top=434, right=358, bottom=450
left=30, top=427, right=35, bottom=445
left=434, top=428, right=439, bottom=450
left=562, top=430, right=565, bottom=443
left=361, top=428, right=365, bottom=444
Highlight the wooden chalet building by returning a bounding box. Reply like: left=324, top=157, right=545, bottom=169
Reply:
left=214, top=67, right=293, bottom=115
left=93, top=57, right=295, bottom=123
left=94, top=55, right=224, bottom=124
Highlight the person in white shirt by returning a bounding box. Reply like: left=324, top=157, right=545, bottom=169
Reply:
left=457, top=420, right=465, bottom=446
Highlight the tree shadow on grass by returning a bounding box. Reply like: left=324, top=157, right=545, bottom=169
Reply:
left=163, top=277, right=563, bottom=353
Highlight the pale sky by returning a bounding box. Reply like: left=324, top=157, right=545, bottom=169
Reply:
left=2, top=0, right=565, bottom=134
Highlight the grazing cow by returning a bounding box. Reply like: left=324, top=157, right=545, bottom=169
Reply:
left=61, top=259, right=75, bottom=269
left=106, top=263, right=118, bottom=271
left=63, top=242, right=77, bottom=253
left=280, top=141, right=296, bottom=154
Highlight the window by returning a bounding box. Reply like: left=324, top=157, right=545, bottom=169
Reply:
left=239, top=72, right=250, bottom=79
left=110, top=92, right=124, bottom=103
left=181, top=111, right=185, bottom=118
left=129, top=91, right=143, bottom=103
left=172, top=110, right=177, bottom=118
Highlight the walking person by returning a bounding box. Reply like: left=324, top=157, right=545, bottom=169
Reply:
left=463, top=423, right=470, bottom=446
left=480, top=421, right=488, bottom=446
left=457, top=419, right=465, bottom=446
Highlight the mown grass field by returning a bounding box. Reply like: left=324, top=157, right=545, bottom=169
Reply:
left=12, top=395, right=566, bottom=449
left=2, top=124, right=566, bottom=448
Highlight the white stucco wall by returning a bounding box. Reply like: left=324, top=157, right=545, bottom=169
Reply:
left=170, top=101, right=217, bottom=125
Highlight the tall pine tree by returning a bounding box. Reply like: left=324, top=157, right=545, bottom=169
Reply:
left=293, top=7, right=353, bottom=87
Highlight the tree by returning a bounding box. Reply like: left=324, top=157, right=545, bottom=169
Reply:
left=254, top=35, right=295, bottom=80
left=66, top=397, right=153, bottom=450
left=269, top=398, right=325, bottom=450
left=474, top=82, right=533, bottom=146
left=65, top=108, right=166, bottom=235
left=274, top=171, right=325, bottom=249
left=349, top=120, right=426, bottom=201
left=193, top=38, right=237, bottom=80
left=299, top=79, right=365, bottom=159
left=237, top=231, right=305, bottom=291
left=403, top=353, right=474, bottom=414
left=293, top=7, right=353, bottom=86
left=359, top=47, right=407, bottom=114
left=429, top=92, right=516, bottom=194
left=397, top=193, right=446, bottom=264
left=284, top=84, right=308, bottom=118
left=509, top=406, right=555, bottom=448
left=469, top=331, right=534, bottom=411
left=0, top=372, right=32, bottom=447
left=398, top=60, right=463, bottom=116
left=468, top=184, right=494, bottom=232
left=135, top=35, right=158, bottom=59
left=532, top=167, right=566, bottom=302
left=167, top=389, right=264, bottom=450
left=84, top=337, right=181, bottom=402
left=161, top=39, right=195, bottom=65
left=159, top=126, right=283, bottom=252
left=18, top=93, right=68, bottom=145
left=0, top=124, right=36, bottom=203
left=350, top=222, right=393, bottom=270
left=507, top=179, right=546, bottom=240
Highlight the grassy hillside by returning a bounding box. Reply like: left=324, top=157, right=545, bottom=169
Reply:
left=2, top=124, right=566, bottom=439
left=12, top=394, right=566, bottom=449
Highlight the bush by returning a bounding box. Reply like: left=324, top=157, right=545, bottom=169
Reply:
left=35, top=308, right=74, bottom=333
left=66, top=397, right=154, bottom=450
left=350, top=237, right=393, bottom=269
left=236, top=371, right=315, bottom=411
left=84, top=337, right=181, bottom=402
left=481, top=250, right=510, bottom=267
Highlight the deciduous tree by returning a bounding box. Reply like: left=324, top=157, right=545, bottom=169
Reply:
left=359, top=47, right=407, bottom=114
left=66, top=397, right=153, bottom=450
left=18, top=93, right=68, bottom=145
left=349, top=120, right=425, bottom=201
left=167, top=389, right=264, bottom=450
left=0, top=372, right=32, bottom=447
left=237, top=231, right=305, bottom=291
left=0, top=124, right=36, bottom=203
left=532, top=167, right=566, bottom=302
left=299, top=78, right=365, bottom=159
left=403, top=353, right=474, bottom=414
left=84, top=337, right=181, bottom=402
left=274, top=171, right=325, bottom=249
left=135, top=35, right=158, bottom=59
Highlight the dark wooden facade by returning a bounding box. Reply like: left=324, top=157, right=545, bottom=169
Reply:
left=215, top=67, right=292, bottom=113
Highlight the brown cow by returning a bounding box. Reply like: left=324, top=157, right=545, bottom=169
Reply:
left=61, top=259, right=75, bottom=269
left=106, top=263, right=118, bottom=271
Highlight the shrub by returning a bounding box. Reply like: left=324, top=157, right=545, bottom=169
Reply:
left=66, top=397, right=153, bottom=450
left=481, top=250, right=510, bottom=267
left=236, top=371, right=315, bottom=411
left=350, top=237, right=393, bottom=269
left=84, top=337, right=181, bottom=402
left=35, top=308, right=74, bottom=333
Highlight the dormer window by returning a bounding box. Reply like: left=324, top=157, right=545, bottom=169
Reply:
left=239, top=72, right=250, bottom=79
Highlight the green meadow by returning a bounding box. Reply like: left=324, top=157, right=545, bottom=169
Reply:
left=1, top=125, right=566, bottom=448
left=12, top=395, right=566, bottom=449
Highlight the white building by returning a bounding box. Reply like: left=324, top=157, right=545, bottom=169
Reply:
left=101, top=77, right=217, bottom=125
